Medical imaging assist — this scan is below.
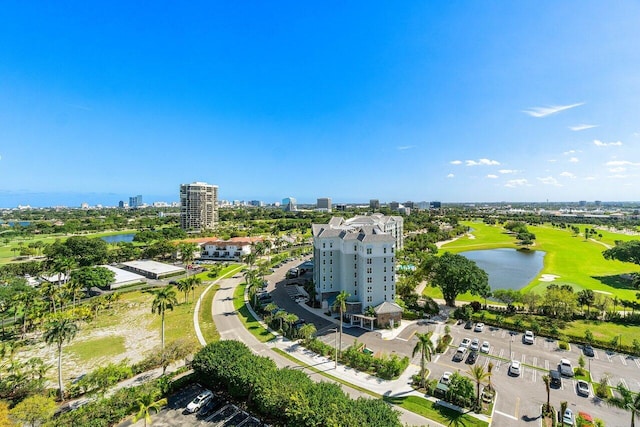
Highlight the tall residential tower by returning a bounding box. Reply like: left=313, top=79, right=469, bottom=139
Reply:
left=180, top=182, right=218, bottom=232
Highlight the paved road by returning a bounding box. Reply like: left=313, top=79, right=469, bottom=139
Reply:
left=211, top=273, right=440, bottom=427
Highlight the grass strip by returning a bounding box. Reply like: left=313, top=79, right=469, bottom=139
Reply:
left=233, top=282, right=276, bottom=342
left=199, top=283, right=220, bottom=343
left=384, top=396, right=489, bottom=427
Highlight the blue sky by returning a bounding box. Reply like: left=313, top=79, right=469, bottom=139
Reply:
left=1, top=1, right=639, bottom=207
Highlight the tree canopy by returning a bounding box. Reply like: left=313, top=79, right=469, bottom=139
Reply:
left=603, top=240, right=640, bottom=265
left=421, top=252, right=490, bottom=307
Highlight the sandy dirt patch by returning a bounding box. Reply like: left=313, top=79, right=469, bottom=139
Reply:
left=538, top=274, right=560, bottom=282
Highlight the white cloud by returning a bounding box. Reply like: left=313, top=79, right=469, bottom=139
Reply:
left=450, top=160, right=462, bottom=165
left=569, top=124, right=598, bottom=131
left=563, top=150, right=578, bottom=155
left=523, top=102, right=584, bottom=118
left=584, top=176, right=596, bottom=181
left=608, top=174, right=629, bottom=179
left=605, top=160, right=640, bottom=167
left=504, top=179, right=529, bottom=188
left=559, top=172, right=575, bottom=178
left=569, top=157, right=579, bottom=163
left=487, top=174, right=498, bottom=179
left=447, top=173, right=455, bottom=178
left=465, top=158, right=500, bottom=166
left=498, top=169, right=518, bottom=174
left=548, top=159, right=557, bottom=163
left=594, top=139, right=623, bottom=147
left=397, top=145, right=415, bottom=151
left=538, top=176, right=562, bottom=186
left=609, top=167, right=626, bottom=173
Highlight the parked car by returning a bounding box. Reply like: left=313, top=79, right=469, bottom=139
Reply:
left=550, top=369, right=562, bottom=387
left=440, top=371, right=452, bottom=385
left=559, top=359, right=574, bottom=377
left=509, top=360, right=521, bottom=376
left=466, top=351, right=478, bottom=364
left=453, top=346, right=467, bottom=362
left=187, top=390, right=213, bottom=413
left=583, top=344, right=595, bottom=357
left=577, top=380, right=590, bottom=397
left=480, top=341, right=490, bottom=353
left=562, top=408, right=574, bottom=426
left=474, top=322, right=485, bottom=332
left=523, top=330, right=535, bottom=344
left=460, top=338, right=471, bottom=348
left=464, top=320, right=473, bottom=329
left=470, top=338, right=480, bottom=352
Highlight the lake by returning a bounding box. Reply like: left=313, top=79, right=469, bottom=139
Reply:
left=100, top=233, right=136, bottom=243
left=460, top=248, right=545, bottom=290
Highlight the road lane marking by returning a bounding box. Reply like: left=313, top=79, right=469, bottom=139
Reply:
left=515, top=397, right=520, bottom=419
left=620, top=355, right=628, bottom=366
left=494, top=410, right=518, bottom=420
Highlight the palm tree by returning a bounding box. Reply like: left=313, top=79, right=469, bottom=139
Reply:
left=542, top=374, right=551, bottom=414
left=298, top=323, right=317, bottom=343
left=40, top=281, right=61, bottom=313
left=332, top=291, right=350, bottom=359
left=468, top=365, right=490, bottom=410
left=607, top=382, right=640, bottom=427
left=179, top=242, right=198, bottom=275
left=181, top=276, right=202, bottom=303
left=43, top=318, right=79, bottom=399
left=274, top=310, right=288, bottom=332
left=151, top=286, right=178, bottom=350
left=52, top=257, right=76, bottom=285
left=132, top=393, right=167, bottom=427
left=487, top=361, right=494, bottom=391
left=412, top=332, right=435, bottom=389
left=283, top=313, right=299, bottom=338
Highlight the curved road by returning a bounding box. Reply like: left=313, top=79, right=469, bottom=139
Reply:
left=210, top=275, right=439, bottom=427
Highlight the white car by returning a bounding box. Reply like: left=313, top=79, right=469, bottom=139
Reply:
left=460, top=338, right=471, bottom=348
left=524, top=330, right=535, bottom=344
left=480, top=341, right=490, bottom=353
left=559, top=359, right=574, bottom=377
left=509, top=360, right=521, bottom=376
left=186, top=390, right=213, bottom=413
left=474, top=322, right=485, bottom=332
left=577, top=380, right=590, bottom=396
left=562, top=408, right=574, bottom=425
left=440, top=371, right=452, bottom=385
left=470, top=338, right=480, bottom=352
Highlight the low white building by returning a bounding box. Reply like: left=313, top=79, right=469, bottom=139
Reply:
left=101, top=265, right=146, bottom=289
left=200, top=240, right=252, bottom=261
left=120, top=260, right=185, bottom=279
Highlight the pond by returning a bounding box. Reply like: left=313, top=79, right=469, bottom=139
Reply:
left=460, top=248, right=545, bottom=290
left=100, top=233, right=136, bottom=243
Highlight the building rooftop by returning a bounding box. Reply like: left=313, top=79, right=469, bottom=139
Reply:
left=121, top=260, right=185, bottom=275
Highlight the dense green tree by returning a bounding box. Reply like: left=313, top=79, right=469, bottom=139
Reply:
left=468, top=365, right=490, bottom=410
left=603, top=240, right=640, bottom=266
left=70, top=266, right=115, bottom=291
left=577, top=289, right=595, bottom=316
left=43, top=318, right=79, bottom=399
left=492, top=289, right=522, bottom=305
left=9, top=395, right=56, bottom=427
left=151, top=286, right=178, bottom=350
left=421, top=252, right=489, bottom=307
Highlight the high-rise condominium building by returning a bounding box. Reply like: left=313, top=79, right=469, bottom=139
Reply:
left=316, top=197, right=332, bottom=212
left=282, top=197, right=297, bottom=212
left=369, top=199, right=380, bottom=210
left=311, top=214, right=404, bottom=313
left=180, top=182, right=218, bottom=231
left=129, top=195, right=142, bottom=208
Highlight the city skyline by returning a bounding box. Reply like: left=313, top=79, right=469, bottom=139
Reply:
left=1, top=2, right=640, bottom=206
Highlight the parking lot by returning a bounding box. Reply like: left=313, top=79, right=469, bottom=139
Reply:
left=431, top=321, right=632, bottom=426
left=120, top=383, right=268, bottom=427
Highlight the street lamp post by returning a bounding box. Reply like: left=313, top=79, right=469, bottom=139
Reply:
left=332, top=328, right=338, bottom=369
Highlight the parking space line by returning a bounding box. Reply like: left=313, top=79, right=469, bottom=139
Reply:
left=606, top=352, right=614, bottom=363
left=634, top=358, right=640, bottom=369
left=620, top=378, right=628, bottom=390
left=521, top=354, right=526, bottom=364
left=545, top=360, right=549, bottom=370
left=500, top=330, right=506, bottom=338
left=593, top=351, right=599, bottom=360
left=620, top=355, right=628, bottom=366
left=498, top=349, right=504, bottom=360
left=532, top=367, right=537, bottom=383
left=494, top=410, right=518, bottom=420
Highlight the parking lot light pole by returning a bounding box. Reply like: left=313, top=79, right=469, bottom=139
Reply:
left=331, top=328, right=338, bottom=369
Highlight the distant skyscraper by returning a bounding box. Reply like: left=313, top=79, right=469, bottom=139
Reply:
left=129, top=195, right=143, bottom=208
left=180, top=182, right=218, bottom=231
left=595, top=200, right=602, bottom=207
left=370, top=199, right=380, bottom=210
left=316, top=197, right=332, bottom=212
left=282, top=197, right=297, bottom=212
left=430, top=201, right=442, bottom=209
left=579, top=200, right=587, bottom=207
left=118, top=200, right=125, bottom=208
left=404, top=201, right=414, bottom=209
left=389, top=201, right=400, bottom=211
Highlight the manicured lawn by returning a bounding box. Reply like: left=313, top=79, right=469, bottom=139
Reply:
left=199, top=284, right=220, bottom=343
left=66, top=336, right=126, bottom=362
left=233, top=282, right=275, bottom=342
left=383, top=395, right=488, bottom=427
left=429, top=222, right=640, bottom=302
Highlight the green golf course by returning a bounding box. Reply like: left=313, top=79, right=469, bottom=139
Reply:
left=423, top=221, right=640, bottom=301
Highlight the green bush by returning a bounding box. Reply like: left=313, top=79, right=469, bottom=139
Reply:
left=558, top=341, right=569, bottom=350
